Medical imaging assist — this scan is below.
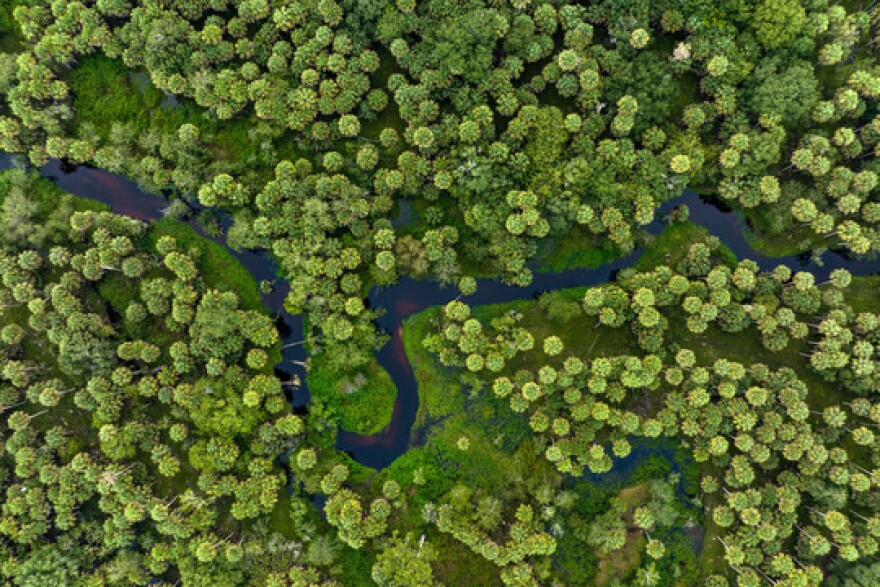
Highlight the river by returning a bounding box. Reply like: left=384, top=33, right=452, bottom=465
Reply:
left=3, top=155, right=879, bottom=469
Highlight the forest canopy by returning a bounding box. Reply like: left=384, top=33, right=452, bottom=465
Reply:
left=0, top=0, right=878, bottom=586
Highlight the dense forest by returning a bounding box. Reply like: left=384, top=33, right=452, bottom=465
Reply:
left=0, top=0, right=878, bottom=585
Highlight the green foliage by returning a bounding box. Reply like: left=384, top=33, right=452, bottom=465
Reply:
left=747, top=59, right=820, bottom=128
left=403, top=307, right=463, bottom=424
left=0, top=178, right=306, bottom=586
left=2, top=0, right=880, bottom=584
left=0, top=169, right=106, bottom=249
left=307, top=354, right=396, bottom=435
left=148, top=218, right=263, bottom=311
left=752, top=0, right=808, bottom=50
left=539, top=229, right=619, bottom=272
left=634, top=220, right=736, bottom=273
left=68, top=56, right=163, bottom=135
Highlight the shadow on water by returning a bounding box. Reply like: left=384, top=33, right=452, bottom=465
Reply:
left=4, top=154, right=880, bottom=470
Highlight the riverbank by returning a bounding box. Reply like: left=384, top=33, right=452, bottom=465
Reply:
left=397, top=216, right=880, bottom=581
left=397, top=222, right=715, bottom=481
left=0, top=168, right=295, bottom=537
left=16, top=153, right=880, bottom=474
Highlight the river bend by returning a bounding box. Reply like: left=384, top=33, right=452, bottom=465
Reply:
left=6, top=156, right=880, bottom=469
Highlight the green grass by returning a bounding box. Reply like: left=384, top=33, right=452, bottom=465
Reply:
left=634, top=221, right=736, bottom=272
left=402, top=308, right=551, bottom=496
left=334, top=545, right=378, bottom=587
left=148, top=217, right=263, bottom=310
left=398, top=219, right=880, bottom=582
left=595, top=530, right=645, bottom=585
left=403, top=308, right=463, bottom=428
left=697, top=493, right=726, bottom=580
left=67, top=54, right=258, bottom=165
left=741, top=215, right=826, bottom=258
left=475, top=292, right=635, bottom=376
left=840, top=275, right=880, bottom=314
left=306, top=354, right=397, bottom=435
left=539, top=226, right=620, bottom=272
left=67, top=55, right=163, bottom=135
left=432, top=533, right=503, bottom=587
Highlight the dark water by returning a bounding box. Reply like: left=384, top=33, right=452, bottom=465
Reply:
left=26, top=158, right=312, bottom=408
left=4, top=155, right=880, bottom=469
left=358, top=195, right=880, bottom=467
left=575, top=437, right=705, bottom=552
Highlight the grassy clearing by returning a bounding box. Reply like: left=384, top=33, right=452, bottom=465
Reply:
left=432, top=532, right=504, bottom=587
left=474, top=293, right=635, bottom=376
left=670, top=72, right=699, bottom=119
left=697, top=491, right=727, bottom=579
left=538, top=227, right=620, bottom=272
left=402, top=307, right=463, bottom=428
left=68, top=55, right=163, bottom=135
left=742, top=215, right=826, bottom=258
left=402, top=306, right=553, bottom=498
left=595, top=529, right=645, bottom=585
left=306, top=354, right=397, bottom=435
left=334, top=545, right=379, bottom=587
left=148, top=218, right=263, bottom=310
left=843, top=275, right=880, bottom=313
left=634, top=221, right=737, bottom=272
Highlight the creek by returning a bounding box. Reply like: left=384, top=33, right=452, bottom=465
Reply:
left=4, top=156, right=880, bottom=469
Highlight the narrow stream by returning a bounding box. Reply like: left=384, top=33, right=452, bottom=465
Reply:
left=4, top=156, right=879, bottom=469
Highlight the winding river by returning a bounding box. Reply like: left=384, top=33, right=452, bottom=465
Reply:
left=4, top=156, right=880, bottom=469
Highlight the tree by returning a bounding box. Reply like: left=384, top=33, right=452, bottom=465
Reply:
left=543, top=336, right=564, bottom=356
left=749, top=59, right=819, bottom=127
left=751, top=0, right=807, bottom=50
left=586, top=506, right=627, bottom=554
left=629, top=29, right=649, bottom=49
left=670, top=155, right=691, bottom=174
left=372, top=533, right=436, bottom=587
